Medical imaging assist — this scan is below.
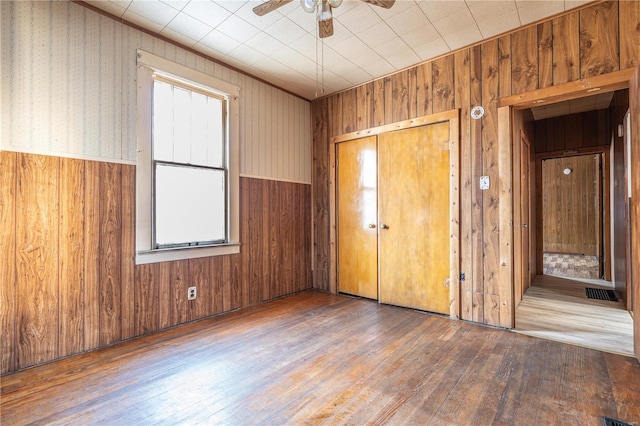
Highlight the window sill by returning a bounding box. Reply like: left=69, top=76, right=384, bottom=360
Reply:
left=136, top=242, right=240, bottom=265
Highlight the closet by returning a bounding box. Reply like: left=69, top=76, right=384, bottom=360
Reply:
left=334, top=114, right=459, bottom=315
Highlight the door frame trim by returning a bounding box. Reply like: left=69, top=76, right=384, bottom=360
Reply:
left=329, top=109, right=461, bottom=318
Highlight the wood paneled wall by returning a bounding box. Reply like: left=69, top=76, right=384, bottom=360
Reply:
left=0, top=151, right=311, bottom=375
left=610, top=90, right=630, bottom=298
left=542, top=155, right=600, bottom=255
left=533, top=110, right=610, bottom=154
left=311, top=0, right=640, bottom=327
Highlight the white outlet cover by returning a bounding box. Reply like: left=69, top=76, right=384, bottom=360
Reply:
left=480, top=176, right=490, bottom=190
left=188, top=286, right=197, bottom=300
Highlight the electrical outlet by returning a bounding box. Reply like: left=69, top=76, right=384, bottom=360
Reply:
left=188, top=286, right=197, bottom=301
left=480, top=176, right=490, bottom=190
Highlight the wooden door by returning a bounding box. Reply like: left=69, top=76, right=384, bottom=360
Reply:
left=542, top=155, right=599, bottom=256
left=336, top=136, right=378, bottom=299
left=520, top=134, right=531, bottom=294
left=378, top=122, right=451, bottom=314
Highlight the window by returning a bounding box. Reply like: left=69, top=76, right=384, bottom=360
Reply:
left=136, top=50, right=240, bottom=264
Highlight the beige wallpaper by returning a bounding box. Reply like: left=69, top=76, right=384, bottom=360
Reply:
left=1, top=1, right=311, bottom=183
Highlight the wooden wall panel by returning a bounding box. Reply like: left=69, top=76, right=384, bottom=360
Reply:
left=0, top=151, right=17, bottom=374
left=408, top=67, right=418, bottom=119
left=470, top=45, right=484, bottom=324
left=16, top=154, right=59, bottom=369
left=83, top=160, right=100, bottom=351
left=416, top=62, right=433, bottom=117
left=629, top=66, right=639, bottom=359
left=537, top=22, right=553, bottom=89
left=610, top=90, right=630, bottom=296
left=384, top=76, right=393, bottom=125
left=135, top=262, right=159, bottom=336
left=432, top=56, right=455, bottom=114
left=312, top=99, right=329, bottom=291
left=552, top=12, right=580, bottom=84
left=2, top=155, right=312, bottom=374
left=533, top=110, right=610, bottom=154
left=580, top=2, right=619, bottom=78
left=542, top=155, right=599, bottom=255
left=619, top=0, right=640, bottom=69
left=310, top=1, right=640, bottom=328
left=498, top=36, right=512, bottom=98
left=58, top=158, right=85, bottom=357
left=372, top=79, right=385, bottom=127
left=121, top=166, right=136, bottom=339
left=342, top=89, right=357, bottom=135
left=171, top=260, right=189, bottom=325
left=455, top=49, right=472, bottom=321
left=99, top=163, right=122, bottom=346
left=356, top=83, right=373, bottom=131
left=188, top=258, right=211, bottom=320
left=511, top=26, right=538, bottom=94
left=481, top=39, right=500, bottom=308
left=392, top=70, right=410, bottom=122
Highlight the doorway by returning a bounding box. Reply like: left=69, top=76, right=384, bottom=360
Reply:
left=502, top=70, right=640, bottom=356
left=541, top=153, right=604, bottom=281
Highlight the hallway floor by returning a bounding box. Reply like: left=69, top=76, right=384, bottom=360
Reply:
left=515, top=274, right=634, bottom=357
left=543, top=252, right=600, bottom=279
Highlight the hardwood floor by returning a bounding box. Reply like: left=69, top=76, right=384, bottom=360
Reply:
left=515, top=274, right=634, bottom=357
left=2, top=290, right=639, bottom=425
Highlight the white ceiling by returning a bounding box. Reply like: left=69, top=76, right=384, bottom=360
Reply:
left=86, top=0, right=594, bottom=100
left=530, top=92, right=614, bottom=121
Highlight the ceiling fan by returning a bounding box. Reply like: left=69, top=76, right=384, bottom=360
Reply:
left=253, top=0, right=396, bottom=38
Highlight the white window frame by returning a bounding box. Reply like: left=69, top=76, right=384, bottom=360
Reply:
left=136, top=50, right=240, bottom=264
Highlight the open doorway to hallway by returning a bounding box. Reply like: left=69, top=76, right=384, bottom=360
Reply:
left=541, top=153, right=604, bottom=281
left=513, top=88, right=634, bottom=356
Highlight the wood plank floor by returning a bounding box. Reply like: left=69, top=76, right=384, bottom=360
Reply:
left=515, top=274, right=634, bottom=357
left=2, top=290, right=639, bottom=425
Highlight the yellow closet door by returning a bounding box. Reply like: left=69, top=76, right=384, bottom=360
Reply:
left=378, top=122, right=451, bottom=314
left=337, top=136, right=378, bottom=299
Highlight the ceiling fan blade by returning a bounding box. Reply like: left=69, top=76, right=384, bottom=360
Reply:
left=360, top=0, right=395, bottom=9
left=252, top=0, right=294, bottom=16
left=319, top=18, right=334, bottom=38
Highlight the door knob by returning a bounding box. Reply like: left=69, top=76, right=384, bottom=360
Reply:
left=522, top=224, right=528, bottom=228
left=368, top=223, right=376, bottom=229
left=379, top=223, right=389, bottom=229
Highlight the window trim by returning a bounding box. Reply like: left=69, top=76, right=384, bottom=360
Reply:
left=136, top=50, right=240, bottom=265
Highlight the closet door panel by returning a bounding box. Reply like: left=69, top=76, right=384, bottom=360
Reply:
left=378, top=122, right=451, bottom=313
left=337, top=136, right=378, bottom=299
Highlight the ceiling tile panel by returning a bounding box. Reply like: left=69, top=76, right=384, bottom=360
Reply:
left=126, top=0, right=180, bottom=26
left=160, top=0, right=190, bottom=11
left=215, top=14, right=262, bottom=43
left=263, top=16, right=309, bottom=44
left=244, top=31, right=287, bottom=55
left=413, top=37, right=450, bottom=61
left=385, top=4, right=432, bottom=36
left=516, top=0, right=564, bottom=24
left=336, top=3, right=383, bottom=34
left=121, top=10, right=166, bottom=32
left=164, top=12, right=214, bottom=42
left=182, top=1, right=233, bottom=28
left=199, top=28, right=242, bottom=54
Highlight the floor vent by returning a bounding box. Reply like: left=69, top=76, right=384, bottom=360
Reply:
left=586, top=288, right=618, bottom=302
left=603, top=416, right=632, bottom=426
